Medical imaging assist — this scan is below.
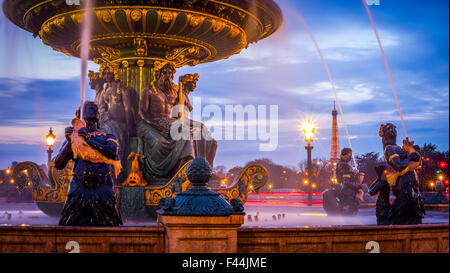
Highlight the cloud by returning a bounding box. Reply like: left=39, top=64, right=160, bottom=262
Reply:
left=0, top=120, right=67, bottom=145
left=284, top=81, right=376, bottom=104
left=0, top=78, right=30, bottom=97
left=222, top=66, right=267, bottom=73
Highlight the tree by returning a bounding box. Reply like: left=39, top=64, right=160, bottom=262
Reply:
left=213, top=165, right=227, bottom=179
left=356, top=152, right=386, bottom=185
left=418, top=143, right=449, bottom=192
left=298, top=158, right=334, bottom=191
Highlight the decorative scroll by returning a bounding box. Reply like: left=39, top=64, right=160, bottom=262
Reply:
left=165, top=46, right=203, bottom=67
left=183, top=164, right=269, bottom=205
left=12, top=160, right=72, bottom=203
left=143, top=160, right=192, bottom=206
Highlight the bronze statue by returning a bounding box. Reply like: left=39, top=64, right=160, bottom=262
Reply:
left=179, top=73, right=218, bottom=168
left=99, top=66, right=134, bottom=182
left=137, top=63, right=195, bottom=179
left=376, top=123, right=425, bottom=225
left=369, top=165, right=391, bottom=225
left=88, top=70, right=106, bottom=107
left=56, top=101, right=122, bottom=226
left=323, top=148, right=364, bottom=215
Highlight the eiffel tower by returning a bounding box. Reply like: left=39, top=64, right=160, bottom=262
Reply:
left=330, top=102, right=340, bottom=163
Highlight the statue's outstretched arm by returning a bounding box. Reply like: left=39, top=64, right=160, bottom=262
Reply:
left=55, top=140, right=73, bottom=170
left=86, top=135, right=118, bottom=160
left=385, top=147, right=419, bottom=172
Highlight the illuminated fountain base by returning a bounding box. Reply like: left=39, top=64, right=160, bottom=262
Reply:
left=0, top=201, right=448, bottom=253
left=0, top=202, right=448, bottom=227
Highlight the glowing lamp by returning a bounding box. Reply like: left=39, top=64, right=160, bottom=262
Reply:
left=5, top=167, right=11, bottom=175
left=302, top=120, right=315, bottom=143
left=303, top=180, right=309, bottom=185
left=46, top=128, right=56, bottom=148
left=10, top=179, right=14, bottom=184
left=438, top=175, right=444, bottom=181
left=312, top=184, right=316, bottom=189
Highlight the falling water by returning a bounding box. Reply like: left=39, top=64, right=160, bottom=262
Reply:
left=288, top=10, right=359, bottom=170
left=79, top=0, right=93, bottom=118
left=362, top=0, right=408, bottom=138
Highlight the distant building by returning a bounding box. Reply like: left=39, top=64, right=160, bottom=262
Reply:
left=330, top=103, right=340, bottom=164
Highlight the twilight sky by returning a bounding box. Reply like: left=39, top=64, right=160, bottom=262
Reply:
left=0, top=0, right=448, bottom=170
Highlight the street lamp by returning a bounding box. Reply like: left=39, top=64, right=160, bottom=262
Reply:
left=302, top=120, right=315, bottom=207
left=46, top=128, right=56, bottom=166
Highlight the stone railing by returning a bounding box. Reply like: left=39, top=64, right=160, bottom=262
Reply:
left=0, top=224, right=448, bottom=253
left=237, top=224, right=449, bottom=253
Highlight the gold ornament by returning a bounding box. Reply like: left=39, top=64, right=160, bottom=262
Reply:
left=180, top=73, right=199, bottom=84
left=131, top=9, right=142, bottom=22
left=379, top=124, right=385, bottom=137
left=71, top=118, right=122, bottom=178
left=161, top=11, right=174, bottom=24
left=101, top=10, right=112, bottom=23
left=190, top=15, right=204, bottom=27
left=88, top=70, right=99, bottom=80
left=122, top=153, right=148, bottom=187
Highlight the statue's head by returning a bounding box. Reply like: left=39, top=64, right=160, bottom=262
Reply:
left=379, top=123, right=397, bottom=146
left=180, top=73, right=199, bottom=93
left=155, top=63, right=176, bottom=92
left=340, top=148, right=352, bottom=163
left=102, top=66, right=115, bottom=83
left=101, top=65, right=120, bottom=83
left=88, top=70, right=105, bottom=90
left=82, top=101, right=100, bottom=128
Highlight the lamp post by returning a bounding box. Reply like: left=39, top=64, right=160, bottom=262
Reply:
left=303, top=120, right=315, bottom=207
left=46, top=128, right=56, bottom=166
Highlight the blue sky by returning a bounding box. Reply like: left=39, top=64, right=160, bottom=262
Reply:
left=0, top=0, right=448, bottom=170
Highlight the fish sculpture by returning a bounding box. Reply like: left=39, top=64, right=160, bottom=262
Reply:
left=70, top=118, right=122, bottom=178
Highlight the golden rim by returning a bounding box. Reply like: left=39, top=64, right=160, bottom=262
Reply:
left=23, top=0, right=267, bottom=35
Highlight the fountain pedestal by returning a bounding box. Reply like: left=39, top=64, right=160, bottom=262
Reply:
left=157, top=157, right=245, bottom=253
left=158, top=214, right=244, bottom=253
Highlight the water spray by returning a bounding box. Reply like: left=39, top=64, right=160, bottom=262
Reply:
left=79, top=0, right=93, bottom=118
left=362, top=0, right=408, bottom=138
left=293, top=11, right=359, bottom=171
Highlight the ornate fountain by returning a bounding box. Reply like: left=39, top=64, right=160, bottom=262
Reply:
left=4, top=0, right=281, bottom=218
left=3, top=0, right=282, bottom=92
